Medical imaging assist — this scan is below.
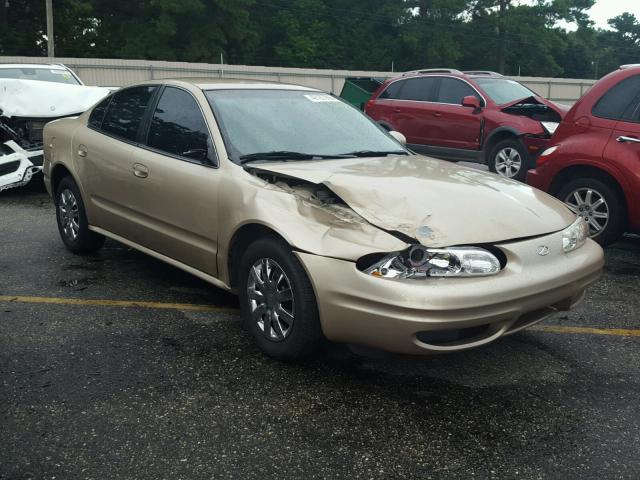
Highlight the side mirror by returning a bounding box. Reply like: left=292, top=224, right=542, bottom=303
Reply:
left=389, top=130, right=407, bottom=146
left=462, top=95, right=481, bottom=109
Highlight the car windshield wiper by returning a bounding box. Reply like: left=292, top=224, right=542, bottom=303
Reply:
left=339, top=150, right=409, bottom=157
left=238, top=151, right=350, bottom=165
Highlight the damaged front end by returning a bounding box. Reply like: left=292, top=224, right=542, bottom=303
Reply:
left=0, top=78, right=111, bottom=192
left=0, top=114, right=64, bottom=192
left=501, top=96, right=564, bottom=124
left=501, top=96, right=566, bottom=157
left=0, top=138, right=45, bottom=193
left=0, top=108, right=52, bottom=194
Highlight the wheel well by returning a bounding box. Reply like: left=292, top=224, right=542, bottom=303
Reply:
left=549, top=165, right=625, bottom=199
left=51, top=164, right=72, bottom=203
left=227, top=224, right=289, bottom=289
left=482, top=130, right=518, bottom=162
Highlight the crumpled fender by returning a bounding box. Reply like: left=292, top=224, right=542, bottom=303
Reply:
left=217, top=167, right=409, bottom=279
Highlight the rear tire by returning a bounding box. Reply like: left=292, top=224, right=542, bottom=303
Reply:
left=55, top=176, right=105, bottom=254
left=487, top=139, right=529, bottom=182
left=557, top=177, right=625, bottom=247
left=238, top=237, right=323, bottom=360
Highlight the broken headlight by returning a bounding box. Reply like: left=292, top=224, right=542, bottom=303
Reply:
left=562, top=217, right=589, bottom=253
left=362, top=246, right=501, bottom=279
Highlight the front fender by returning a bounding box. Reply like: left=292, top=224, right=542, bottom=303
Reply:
left=216, top=168, right=409, bottom=285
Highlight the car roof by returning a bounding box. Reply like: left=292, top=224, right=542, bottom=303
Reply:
left=388, top=69, right=506, bottom=85
left=0, top=63, right=70, bottom=70
left=132, top=78, right=321, bottom=92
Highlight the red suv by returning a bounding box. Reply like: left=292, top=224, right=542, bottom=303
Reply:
left=527, top=65, right=640, bottom=246
left=365, top=69, right=567, bottom=181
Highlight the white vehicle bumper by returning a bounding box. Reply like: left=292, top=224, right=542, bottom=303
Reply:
left=0, top=140, right=43, bottom=192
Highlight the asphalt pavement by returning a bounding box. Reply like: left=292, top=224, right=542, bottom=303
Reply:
left=1, top=181, right=639, bottom=480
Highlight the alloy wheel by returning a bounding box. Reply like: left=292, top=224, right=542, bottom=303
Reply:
left=494, top=147, right=522, bottom=178
left=58, top=189, right=80, bottom=241
left=247, top=258, right=295, bottom=342
left=564, top=187, right=609, bottom=236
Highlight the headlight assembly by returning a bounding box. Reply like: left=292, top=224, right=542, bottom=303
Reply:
left=362, top=246, right=501, bottom=279
left=562, top=217, right=589, bottom=253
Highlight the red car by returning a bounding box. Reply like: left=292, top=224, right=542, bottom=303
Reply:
left=527, top=65, right=640, bottom=246
left=365, top=69, right=567, bottom=181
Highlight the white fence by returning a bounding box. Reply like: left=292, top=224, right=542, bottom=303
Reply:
left=1, top=56, right=597, bottom=104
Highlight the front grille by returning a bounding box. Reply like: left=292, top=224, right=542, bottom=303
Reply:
left=0, top=160, right=21, bottom=176
left=27, top=121, right=46, bottom=143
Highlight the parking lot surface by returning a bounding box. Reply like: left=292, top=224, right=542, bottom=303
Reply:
left=1, top=183, right=639, bottom=480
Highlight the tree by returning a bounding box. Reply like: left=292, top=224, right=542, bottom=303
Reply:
left=0, top=0, right=638, bottom=79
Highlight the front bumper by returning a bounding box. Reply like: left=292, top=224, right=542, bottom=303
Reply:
left=296, top=230, right=604, bottom=354
left=0, top=140, right=43, bottom=192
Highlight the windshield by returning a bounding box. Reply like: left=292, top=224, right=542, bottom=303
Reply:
left=475, top=78, right=537, bottom=105
left=205, top=89, right=406, bottom=162
left=0, top=67, right=80, bottom=85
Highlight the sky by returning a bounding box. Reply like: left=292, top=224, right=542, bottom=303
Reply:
left=587, top=0, right=640, bottom=29
left=520, top=0, right=640, bottom=30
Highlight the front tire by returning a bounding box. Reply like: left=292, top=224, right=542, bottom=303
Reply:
left=55, top=176, right=105, bottom=254
left=488, top=139, right=529, bottom=182
left=238, top=237, right=323, bottom=360
left=557, top=177, right=625, bottom=247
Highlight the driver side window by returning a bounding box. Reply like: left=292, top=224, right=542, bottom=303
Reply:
left=146, top=87, right=213, bottom=164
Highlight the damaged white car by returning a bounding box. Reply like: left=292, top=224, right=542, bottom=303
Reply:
left=0, top=64, right=110, bottom=192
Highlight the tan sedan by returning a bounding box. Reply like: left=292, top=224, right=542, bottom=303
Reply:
left=43, top=79, right=604, bottom=359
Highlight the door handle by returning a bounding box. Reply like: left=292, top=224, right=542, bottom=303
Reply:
left=132, top=163, right=149, bottom=179
left=77, top=145, right=87, bottom=157
left=393, top=108, right=401, bottom=113
left=432, top=112, right=442, bottom=117
left=616, top=135, right=640, bottom=144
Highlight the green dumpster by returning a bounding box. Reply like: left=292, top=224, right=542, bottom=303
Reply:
left=340, top=77, right=386, bottom=110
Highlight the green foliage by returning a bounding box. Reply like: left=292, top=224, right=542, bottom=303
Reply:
left=1, top=0, right=639, bottom=79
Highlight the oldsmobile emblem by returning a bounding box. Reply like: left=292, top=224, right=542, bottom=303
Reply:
left=537, top=245, right=550, bottom=256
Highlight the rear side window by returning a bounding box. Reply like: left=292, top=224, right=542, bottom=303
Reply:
left=592, top=75, right=640, bottom=121
left=438, top=78, right=480, bottom=104
left=397, top=77, right=438, bottom=102
left=378, top=81, right=403, bottom=99
left=146, top=87, right=210, bottom=162
left=101, top=86, right=157, bottom=142
left=88, top=96, right=112, bottom=129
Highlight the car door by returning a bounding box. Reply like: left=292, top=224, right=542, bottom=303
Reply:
left=602, top=76, right=640, bottom=227
left=125, top=86, right=221, bottom=276
left=385, top=77, right=439, bottom=147
left=74, top=85, right=159, bottom=237
left=428, top=77, right=483, bottom=150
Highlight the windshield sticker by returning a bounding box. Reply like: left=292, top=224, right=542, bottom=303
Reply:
left=304, top=94, right=340, bottom=103
left=50, top=70, right=67, bottom=74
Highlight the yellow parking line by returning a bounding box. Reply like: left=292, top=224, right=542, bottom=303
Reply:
left=1, top=295, right=638, bottom=337
left=0, top=295, right=238, bottom=314
left=531, top=325, right=640, bottom=337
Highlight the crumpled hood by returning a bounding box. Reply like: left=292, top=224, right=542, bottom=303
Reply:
left=0, top=79, right=111, bottom=118
left=501, top=95, right=567, bottom=117
left=252, top=155, right=575, bottom=247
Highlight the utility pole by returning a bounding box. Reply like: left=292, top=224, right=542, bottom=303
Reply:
left=46, top=0, right=54, bottom=58
left=496, top=0, right=510, bottom=75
